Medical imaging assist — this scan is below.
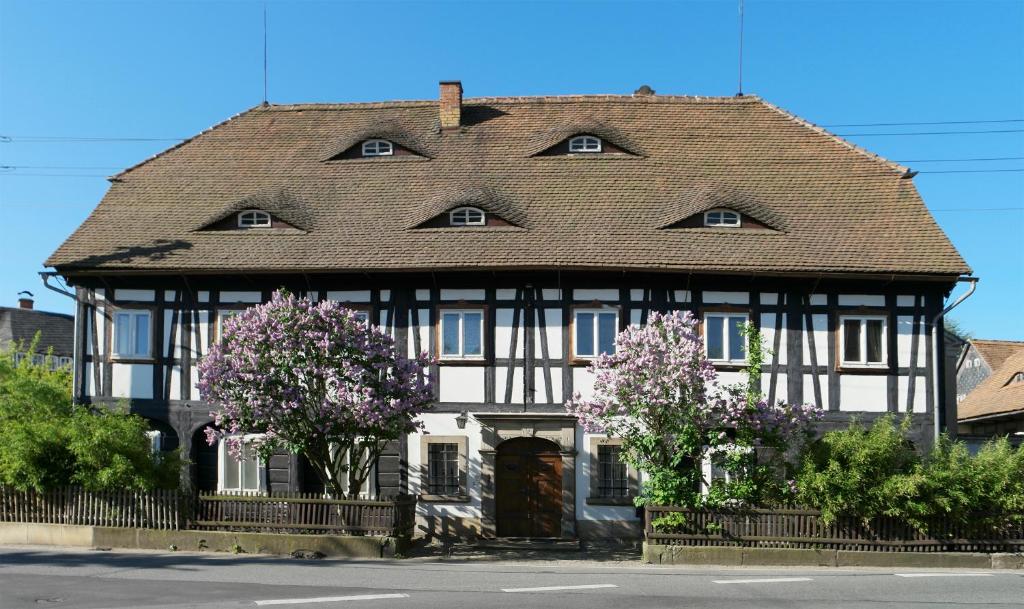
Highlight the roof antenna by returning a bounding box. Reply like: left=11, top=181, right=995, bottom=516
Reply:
left=262, top=3, right=269, bottom=106
left=737, top=0, right=745, bottom=96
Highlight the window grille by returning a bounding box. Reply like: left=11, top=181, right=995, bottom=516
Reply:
left=427, top=443, right=460, bottom=495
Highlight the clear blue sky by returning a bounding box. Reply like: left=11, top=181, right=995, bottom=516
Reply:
left=1, top=0, right=1021, bottom=339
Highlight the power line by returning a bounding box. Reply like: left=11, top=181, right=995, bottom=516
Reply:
left=918, top=168, right=1024, bottom=174
left=899, top=157, right=1024, bottom=163
left=931, top=207, right=1024, bottom=212
left=1, top=136, right=186, bottom=143
left=0, top=165, right=121, bottom=170
left=835, top=129, right=1024, bottom=137
left=823, top=118, right=1024, bottom=127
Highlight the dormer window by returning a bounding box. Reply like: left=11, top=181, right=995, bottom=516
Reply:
left=237, top=210, right=271, bottom=228
left=449, top=206, right=486, bottom=226
left=361, top=139, right=394, bottom=157
left=704, top=209, right=741, bottom=227
left=569, top=135, right=602, bottom=153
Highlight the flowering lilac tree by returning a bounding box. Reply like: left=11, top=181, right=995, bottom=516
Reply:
left=566, top=311, right=822, bottom=509
left=198, top=290, right=432, bottom=499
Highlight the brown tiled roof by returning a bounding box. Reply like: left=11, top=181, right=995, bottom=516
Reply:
left=959, top=348, right=1024, bottom=422
left=46, top=93, right=970, bottom=278
left=970, top=339, right=1024, bottom=372
left=656, top=183, right=786, bottom=230
left=0, top=307, right=74, bottom=357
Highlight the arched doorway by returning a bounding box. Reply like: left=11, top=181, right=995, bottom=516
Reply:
left=495, top=437, right=563, bottom=537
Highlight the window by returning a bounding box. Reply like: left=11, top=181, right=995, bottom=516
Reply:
left=839, top=315, right=887, bottom=367
left=440, top=309, right=484, bottom=359
left=568, top=135, right=602, bottom=153
left=145, top=430, right=163, bottom=455
left=419, top=436, right=468, bottom=501
left=218, top=435, right=265, bottom=494
left=701, top=445, right=752, bottom=496
left=1007, top=372, right=1024, bottom=386
left=597, top=445, right=629, bottom=499
left=113, top=310, right=151, bottom=358
left=574, top=309, right=618, bottom=358
left=704, top=312, right=747, bottom=363
left=216, top=309, right=244, bottom=339
left=361, top=139, right=393, bottom=157
left=703, top=209, right=741, bottom=227
left=449, top=206, right=486, bottom=226
left=427, top=443, right=460, bottom=495
left=237, top=210, right=271, bottom=228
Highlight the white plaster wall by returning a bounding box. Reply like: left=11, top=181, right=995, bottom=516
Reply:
left=542, top=289, right=561, bottom=301
left=411, top=413, right=484, bottom=520
left=573, top=289, right=618, bottom=302
left=440, top=289, right=485, bottom=301
left=324, top=290, right=371, bottom=303
left=572, top=367, right=597, bottom=400
left=897, top=295, right=917, bottom=307
left=219, top=291, right=262, bottom=304
left=898, top=376, right=928, bottom=413
left=801, top=314, right=829, bottom=367
left=630, top=309, right=642, bottom=327
left=702, top=291, right=749, bottom=305
left=495, top=289, right=517, bottom=300
left=760, top=293, right=778, bottom=306
left=111, top=363, right=153, bottom=399
left=717, top=371, right=745, bottom=386
left=408, top=309, right=431, bottom=356
left=896, top=315, right=928, bottom=369
left=533, top=368, right=564, bottom=404
left=536, top=309, right=562, bottom=358
left=495, top=309, right=524, bottom=358
left=494, top=366, right=526, bottom=403
left=839, top=375, right=889, bottom=412
left=759, top=313, right=787, bottom=365
left=438, top=367, right=486, bottom=403
left=803, top=374, right=828, bottom=407
left=114, top=289, right=155, bottom=301
left=838, top=294, right=885, bottom=307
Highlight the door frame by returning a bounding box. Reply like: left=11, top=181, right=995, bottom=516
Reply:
left=476, top=414, right=577, bottom=539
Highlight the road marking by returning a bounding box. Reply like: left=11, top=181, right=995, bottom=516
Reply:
left=712, top=577, right=813, bottom=584
left=895, top=573, right=994, bottom=578
left=254, top=593, right=410, bottom=606
left=501, top=584, right=619, bottom=593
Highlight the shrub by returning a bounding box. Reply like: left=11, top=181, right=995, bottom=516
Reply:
left=0, top=340, right=179, bottom=491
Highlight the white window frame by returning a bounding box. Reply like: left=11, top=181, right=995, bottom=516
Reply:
left=703, top=312, right=748, bottom=364
left=145, top=430, right=163, bottom=455
left=216, top=308, right=245, bottom=339
left=439, top=308, right=485, bottom=360
left=838, top=314, right=888, bottom=368
left=217, top=434, right=266, bottom=494
left=703, top=209, right=741, bottom=227
left=448, top=206, right=486, bottom=226
left=568, top=135, right=602, bottom=153
left=573, top=307, right=619, bottom=359
left=361, top=139, right=394, bottom=157
left=700, top=445, right=752, bottom=496
left=237, top=210, right=271, bottom=228
left=112, top=309, right=152, bottom=359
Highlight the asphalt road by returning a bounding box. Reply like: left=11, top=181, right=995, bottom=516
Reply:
left=0, top=546, right=1022, bottom=609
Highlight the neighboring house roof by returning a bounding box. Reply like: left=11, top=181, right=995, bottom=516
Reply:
left=45, top=92, right=969, bottom=279
left=0, top=307, right=75, bottom=357
left=958, top=348, right=1024, bottom=422
left=968, top=339, right=1024, bottom=372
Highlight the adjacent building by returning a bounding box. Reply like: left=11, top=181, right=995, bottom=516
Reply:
left=45, top=82, right=971, bottom=540
left=0, top=293, right=74, bottom=369
left=956, top=339, right=1024, bottom=449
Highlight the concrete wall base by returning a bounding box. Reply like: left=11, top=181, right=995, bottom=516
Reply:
left=643, top=543, right=1024, bottom=570
left=0, top=522, right=403, bottom=559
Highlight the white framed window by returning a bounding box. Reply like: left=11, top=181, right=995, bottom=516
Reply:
left=216, top=308, right=245, bottom=339
left=145, top=430, right=163, bottom=455
left=704, top=209, right=741, bottom=227
left=704, top=312, right=747, bottom=363
left=361, top=139, right=393, bottom=157
left=700, top=445, right=752, bottom=496
left=839, top=315, right=887, bottom=367
left=569, top=135, right=602, bottom=153
left=113, top=309, right=151, bottom=358
left=439, top=309, right=484, bottom=359
left=237, top=210, right=271, bottom=228
left=449, top=206, right=486, bottom=226
left=574, top=308, right=618, bottom=358
left=218, top=434, right=266, bottom=494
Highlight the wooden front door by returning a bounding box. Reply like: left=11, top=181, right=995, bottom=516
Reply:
left=495, top=437, right=563, bottom=537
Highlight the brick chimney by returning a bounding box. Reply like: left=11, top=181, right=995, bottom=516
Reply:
left=439, top=80, right=463, bottom=130
left=17, top=291, right=33, bottom=310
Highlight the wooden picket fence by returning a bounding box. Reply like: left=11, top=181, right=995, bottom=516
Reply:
left=192, top=492, right=417, bottom=537
left=0, top=486, right=183, bottom=530
left=645, top=506, right=1024, bottom=553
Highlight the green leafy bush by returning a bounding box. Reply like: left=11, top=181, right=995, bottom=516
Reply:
left=0, top=340, right=180, bottom=491
left=796, top=414, right=1024, bottom=531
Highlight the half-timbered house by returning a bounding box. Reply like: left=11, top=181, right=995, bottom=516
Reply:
left=46, top=81, right=971, bottom=540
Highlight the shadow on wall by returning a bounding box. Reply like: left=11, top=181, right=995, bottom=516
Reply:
left=410, top=447, right=484, bottom=542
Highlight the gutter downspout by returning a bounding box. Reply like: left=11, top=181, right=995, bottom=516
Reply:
left=932, top=276, right=979, bottom=442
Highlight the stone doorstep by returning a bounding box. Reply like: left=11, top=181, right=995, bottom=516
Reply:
left=643, top=543, right=1024, bottom=570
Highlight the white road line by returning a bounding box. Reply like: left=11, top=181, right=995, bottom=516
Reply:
left=501, top=584, right=619, bottom=593
left=712, top=577, right=813, bottom=584
left=895, top=573, right=994, bottom=578
left=254, top=593, right=410, bottom=606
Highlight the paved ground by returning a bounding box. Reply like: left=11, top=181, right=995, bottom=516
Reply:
left=0, top=545, right=1021, bottom=608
